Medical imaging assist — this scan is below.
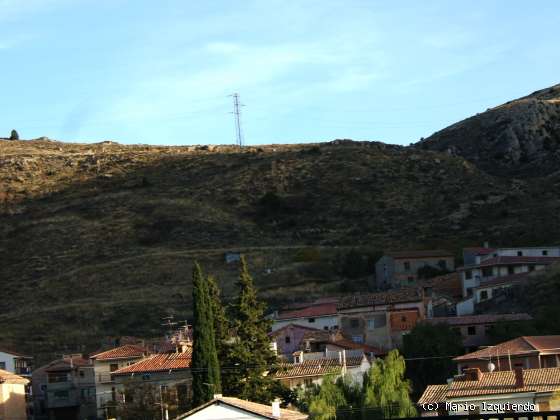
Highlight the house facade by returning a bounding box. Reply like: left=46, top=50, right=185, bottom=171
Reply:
left=32, top=354, right=96, bottom=420
left=418, top=367, right=560, bottom=415
left=376, top=250, right=455, bottom=289
left=424, top=314, right=533, bottom=353
left=0, top=369, right=29, bottom=420
left=0, top=347, right=33, bottom=378
left=90, top=344, right=148, bottom=419
left=453, top=336, right=560, bottom=374
left=337, top=288, right=430, bottom=351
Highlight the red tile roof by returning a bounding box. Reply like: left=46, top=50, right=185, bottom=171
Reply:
left=419, top=367, right=560, bottom=402
left=269, top=324, right=325, bottom=337
left=473, top=272, right=534, bottom=289
left=0, top=369, right=29, bottom=385
left=277, top=303, right=338, bottom=320
left=425, top=313, right=532, bottom=327
left=464, top=247, right=496, bottom=256
left=0, top=347, right=32, bottom=358
left=386, top=250, right=453, bottom=259
left=275, top=356, right=366, bottom=379
left=112, top=348, right=192, bottom=375
left=91, top=344, right=147, bottom=361
left=177, top=397, right=308, bottom=419
left=454, top=336, right=560, bottom=361
left=44, top=356, right=91, bottom=372
left=418, top=272, right=463, bottom=299
left=338, top=288, right=423, bottom=310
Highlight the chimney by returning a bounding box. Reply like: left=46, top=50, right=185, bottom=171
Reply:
left=271, top=399, right=281, bottom=418
left=514, top=368, right=524, bottom=388
left=464, top=368, right=482, bottom=381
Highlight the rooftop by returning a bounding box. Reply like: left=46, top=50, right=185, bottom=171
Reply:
left=425, top=313, right=533, bottom=327
left=454, top=336, right=560, bottom=361
left=177, top=396, right=308, bottom=419
left=474, top=271, right=535, bottom=289
left=460, top=256, right=560, bottom=270
left=419, top=367, right=560, bottom=403
left=112, top=348, right=192, bottom=375
left=0, top=369, right=29, bottom=385
left=275, top=356, right=366, bottom=379
left=338, top=288, right=423, bottom=310
left=0, top=347, right=32, bottom=358
left=276, top=302, right=338, bottom=320
left=91, top=344, right=147, bottom=361
left=43, top=356, right=91, bottom=372
left=386, top=249, right=453, bottom=259
left=417, top=272, right=463, bottom=299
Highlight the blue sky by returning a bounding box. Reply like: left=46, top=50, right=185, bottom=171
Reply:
left=1, top=0, right=559, bottom=146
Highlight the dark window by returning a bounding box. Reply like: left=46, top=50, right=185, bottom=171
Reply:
left=308, top=318, right=315, bottom=323
left=514, top=362, right=524, bottom=368
left=350, top=318, right=360, bottom=328
left=465, top=270, right=473, bottom=280
left=482, top=267, right=493, bottom=277
left=517, top=251, right=523, bottom=256
left=54, top=390, right=69, bottom=399
left=438, top=259, right=447, bottom=269
left=467, top=326, right=476, bottom=335
left=110, top=363, right=119, bottom=372
left=466, top=287, right=473, bottom=296
left=324, top=326, right=329, bottom=331
left=79, top=370, right=85, bottom=377
left=404, top=261, right=411, bottom=270
left=543, top=250, right=548, bottom=256
left=407, top=276, right=414, bottom=284
left=285, top=336, right=291, bottom=344
left=529, top=265, right=535, bottom=272
left=508, top=266, right=515, bottom=275
left=0, top=362, right=5, bottom=370
left=401, top=316, right=407, bottom=322
left=480, top=290, right=488, bottom=300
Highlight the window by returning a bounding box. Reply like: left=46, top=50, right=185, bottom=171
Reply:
left=480, top=290, right=488, bottom=300
left=438, top=259, right=447, bottom=269
left=0, top=362, right=5, bottom=370
left=323, top=326, right=329, bottom=331
left=466, top=287, right=473, bottom=296
left=350, top=318, right=360, bottom=328
left=482, top=267, right=493, bottom=277
left=543, top=250, right=548, bottom=256
left=467, top=326, right=476, bottom=335
left=529, top=265, right=535, bottom=272
left=54, top=390, right=69, bottom=399
left=109, top=363, right=119, bottom=372
left=285, top=336, right=291, bottom=344
left=308, top=318, right=315, bottom=323
left=351, top=335, right=364, bottom=343
left=404, top=261, right=411, bottom=271
left=517, top=251, right=523, bottom=256
left=508, top=266, right=515, bottom=275
left=407, top=276, right=414, bottom=284
left=79, top=369, right=85, bottom=377
left=367, top=319, right=376, bottom=330
left=465, top=270, right=473, bottom=280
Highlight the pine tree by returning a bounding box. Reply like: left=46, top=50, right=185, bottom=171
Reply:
left=191, top=262, right=221, bottom=406
left=223, top=256, right=277, bottom=402
left=363, top=349, right=417, bottom=418
left=207, top=274, right=228, bottom=359
left=9, top=129, right=19, bottom=140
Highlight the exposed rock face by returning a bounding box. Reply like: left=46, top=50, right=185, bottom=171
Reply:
left=416, top=84, right=560, bottom=177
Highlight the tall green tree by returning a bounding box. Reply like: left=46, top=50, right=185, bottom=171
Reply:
left=223, top=256, right=278, bottom=402
left=402, top=323, right=463, bottom=398
left=207, top=274, right=229, bottom=359
left=191, top=262, right=221, bottom=406
left=363, top=350, right=417, bottom=418
left=308, top=375, right=347, bottom=420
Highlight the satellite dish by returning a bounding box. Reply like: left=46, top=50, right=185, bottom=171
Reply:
left=488, top=362, right=496, bottom=372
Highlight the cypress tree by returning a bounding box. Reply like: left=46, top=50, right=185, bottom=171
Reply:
left=191, top=262, right=221, bottom=406
left=9, top=129, right=19, bottom=140
left=207, top=274, right=228, bottom=359
left=223, top=256, right=277, bottom=402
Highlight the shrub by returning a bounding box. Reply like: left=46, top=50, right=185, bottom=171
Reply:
left=9, top=129, right=19, bottom=140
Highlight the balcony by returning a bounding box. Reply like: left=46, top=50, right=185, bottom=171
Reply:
left=15, top=366, right=32, bottom=376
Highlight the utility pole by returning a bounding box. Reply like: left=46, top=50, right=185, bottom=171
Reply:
left=230, top=93, right=244, bottom=147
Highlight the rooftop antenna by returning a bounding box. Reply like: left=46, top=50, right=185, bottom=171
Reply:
left=161, top=315, right=178, bottom=339
left=229, top=93, right=245, bottom=147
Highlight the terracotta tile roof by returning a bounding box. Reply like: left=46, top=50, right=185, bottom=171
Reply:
left=426, top=313, right=532, bottom=327
left=177, top=396, right=308, bottom=419
left=473, top=272, right=534, bottom=289
left=277, top=303, right=338, bottom=320
left=419, top=368, right=560, bottom=403
left=418, top=272, right=463, bottom=299
left=338, top=288, right=423, bottom=310
left=112, top=348, right=192, bottom=375
left=328, top=339, right=383, bottom=355
left=454, top=336, right=560, bottom=361
left=418, top=384, right=448, bottom=405
left=269, top=323, right=325, bottom=338
left=275, top=356, right=365, bottom=379
left=91, top=344, right=147, bottom=361
left=386, top=250, right=453, bottom=259
left=0, top=369, right=29, bottom=385
left=44, top=356, right=91, bottom=372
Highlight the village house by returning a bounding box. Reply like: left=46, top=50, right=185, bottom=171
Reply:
left=418, top=272, right=463, bottom=317
left=418, top=367, right=560, bottom=415
left=0, top=369, right=29, bottom=420
left=32, top=354, right=96, bottom=420
left=0, top=347, right=33, bottom=378
left=111, top=346, right=193, bottom=415
left=271, top=300, right=339, bottom=332
left=425, top=313, right=533, bottom=353
left=275, top=353, right=371, bottom=390
left=337, top=288, right=430, bottom=351
left=375, top=250, right=455, bottom=289
left=459, top=245, right=560, bottom=299
left=90, top=343, right=148, bottom=419
left=176, top=395, right=308, bottom=419
left=453, top=335, right=560, bottom=374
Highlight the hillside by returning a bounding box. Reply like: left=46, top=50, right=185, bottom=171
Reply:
left=417, top=84, right=560, bottom=177
left=2, top=101, right=560, bottom=362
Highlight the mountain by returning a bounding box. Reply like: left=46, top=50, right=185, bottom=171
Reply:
left=2, top=86, right=560, bottom=363
left=416, top=84, right=560, bottom=177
